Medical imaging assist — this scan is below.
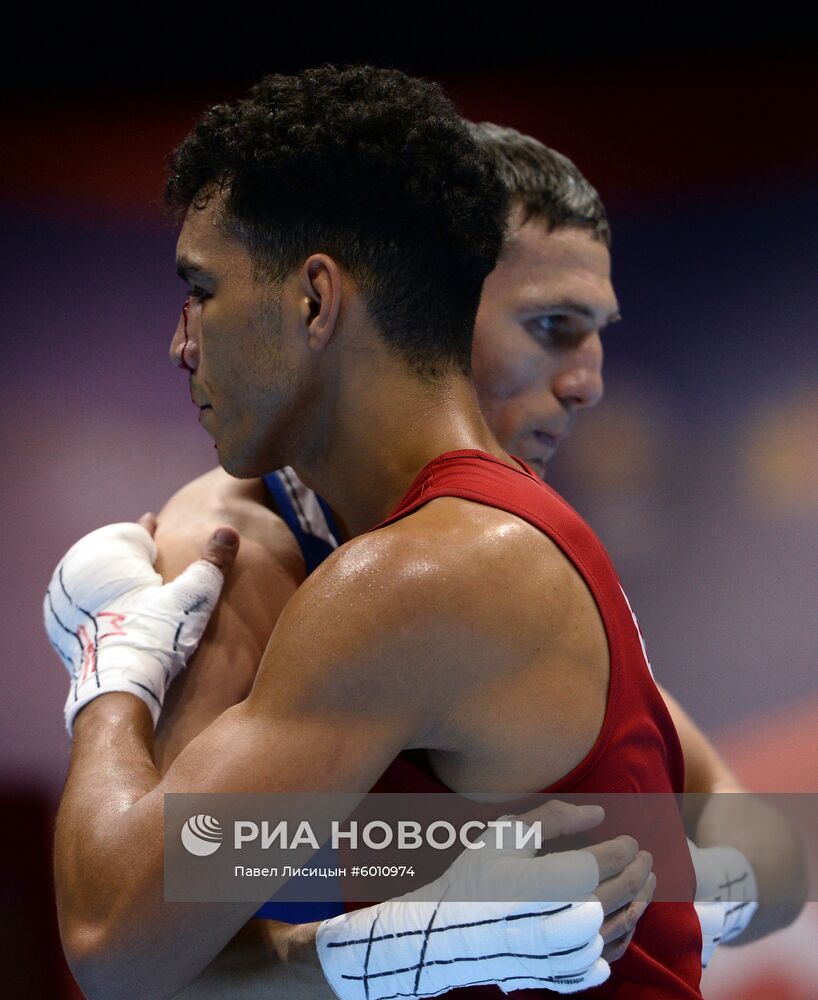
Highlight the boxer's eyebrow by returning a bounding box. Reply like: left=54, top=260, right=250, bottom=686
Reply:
left=524, top=298, right=622, bottom=327
left=176, top=258, right=209, bottom=283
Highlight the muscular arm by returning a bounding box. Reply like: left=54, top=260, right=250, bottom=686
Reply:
left=658, top=683, right=806, bottom=943
left=151, top=468, right=305, bottom=771
left=172, top=920, right=329, bottom=999
left=148, top=469, right=333, bottom=998
left=54, top=512, right=472, bottom=999
left=55, top=493, right=641, bottom=999
left=51, top=487, right=653, bottom=998
left=150, top=474, right=629, bottom=999
left=100, top=469, right=804, bottom=986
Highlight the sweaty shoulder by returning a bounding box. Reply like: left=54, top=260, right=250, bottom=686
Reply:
left=252, top=497, right=609, bottom=790
left=399, top=497, right=610, bottom=791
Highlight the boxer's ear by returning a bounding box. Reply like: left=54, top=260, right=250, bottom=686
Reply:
left=299, top=254, right=343, bottom=352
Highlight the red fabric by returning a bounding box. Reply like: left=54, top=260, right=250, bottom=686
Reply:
left=366, top=450, right=703, bottom=998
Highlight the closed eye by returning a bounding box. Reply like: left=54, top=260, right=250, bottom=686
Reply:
left=187, top=286, right=212, bottom=303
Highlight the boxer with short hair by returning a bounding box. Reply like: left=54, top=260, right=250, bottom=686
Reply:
left=151, top=125, right=800, bottom=994
left=47, top=70, right=802, bottom=1000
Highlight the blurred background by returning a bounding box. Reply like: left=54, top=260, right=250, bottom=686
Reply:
left=2, top=24, right=816, bottom=998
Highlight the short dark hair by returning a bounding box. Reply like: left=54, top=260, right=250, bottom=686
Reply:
left=469, top=122, right=611, bottom=247
left=166, top=66, right=508, bottom=377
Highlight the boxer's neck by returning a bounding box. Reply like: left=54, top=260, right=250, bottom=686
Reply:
left=291, top=368, right=506, bottom=538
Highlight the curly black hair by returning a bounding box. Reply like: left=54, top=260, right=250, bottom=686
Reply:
left=166, top=66, right=508, bottom=377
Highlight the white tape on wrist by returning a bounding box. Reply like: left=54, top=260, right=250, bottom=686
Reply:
left=44, top=522, right=225, bottom=734
left=316, top=817, right=608, bottom=999
left=688, top=838, right=759, bottom=967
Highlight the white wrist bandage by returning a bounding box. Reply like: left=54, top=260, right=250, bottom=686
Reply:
left=688, top=838, right=759, bottom=967
left=316, top=817, right=608, bottom=998
left=44, top=522, right=224, bottom=734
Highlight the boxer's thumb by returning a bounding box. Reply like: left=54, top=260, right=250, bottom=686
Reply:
left=203, top=527, right=240, bottom=574
left=161, top=527, right=238, bottom=616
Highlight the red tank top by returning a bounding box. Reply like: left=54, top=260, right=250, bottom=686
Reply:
left=367, top=449, right=702, bottom=999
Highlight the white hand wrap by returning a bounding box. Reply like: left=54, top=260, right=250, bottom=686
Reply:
left=44, top=522, right=225, bottom=734
left=316, top=817, right=608, bottom=998
left=688, top=838, right=758, bottom=967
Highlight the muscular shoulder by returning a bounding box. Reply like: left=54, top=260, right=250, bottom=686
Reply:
left=287, top=497, right=549, bottom=628
left=152, top=469, right=309, bottom=773
left=159, top=467, right=275, bottom=537
left=156, top=467, right=305, bottom=581
left=250, top=497, right=601, bottom=749
left=362, top=497, right=593, bottom=640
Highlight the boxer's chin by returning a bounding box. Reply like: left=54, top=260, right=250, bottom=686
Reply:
left=218, top=452, right=266, bottom=480
left=213, top=438, right=266, bottom=480
left=214, top=416, right=299, bottom=480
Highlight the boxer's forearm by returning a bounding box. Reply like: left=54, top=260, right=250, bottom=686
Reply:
left=53, top=476, right=331, bottom=1000
left=56, top=697, right=159, bottom=993
left=693, top=791, right=807, bottom=943
left=55, top=697, right=337, bottom=1000
left=54, top=695, right=252, bottom=1000
left=55, top=697, right=158, bottom=929
left=660, top=683, right=807, bottom=942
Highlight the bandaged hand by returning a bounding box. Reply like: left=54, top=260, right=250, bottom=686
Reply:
left=688, top=838, right=758, bottom=967
left=317, top=807, right=611, bottom=998
left=44, top=520, right=237, bottom=735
